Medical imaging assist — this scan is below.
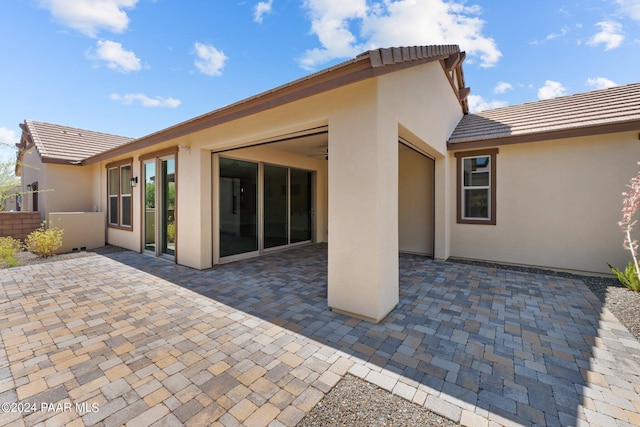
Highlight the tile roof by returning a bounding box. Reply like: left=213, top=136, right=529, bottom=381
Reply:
left=448, top=82, right=640, bottom=148
left=21, top=120, right=134, bottom=164
left=363, top=45, right=461, bottom=68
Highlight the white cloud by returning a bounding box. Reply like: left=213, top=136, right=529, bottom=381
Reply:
left=39, top=0, right=138, bottom=37
left=586, top=77, right=618, bottom=89
left=531, top=26, right=570, bottom=45
left=0, top=127, right=19, bottom=147
left=91, top=40, right=141, bottom=73
left=494, top=81, right=513, bottom=94
left=193, top=42, right=228, bottom=76
left=546, top=26, right=569, bottom=41
left=616, top=0, right=640, bottom=22
left=299, top=0, right=501, bottom=70
left=537, top=80, right=567, bottom=100
left=110, top=93, right=181, bottom=108
left=299, top=0, right=368, bottom=69
left=467, top=95, right=507, bottom=113
left=254, top=0, right=274, bottom=23
left=587, top=21, right=624, bottom=50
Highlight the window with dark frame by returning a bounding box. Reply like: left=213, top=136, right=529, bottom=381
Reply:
left=455, top=149, right=498, bottom=225
left=106, top=159, right=133, bottom=230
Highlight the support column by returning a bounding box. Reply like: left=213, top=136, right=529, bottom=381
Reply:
left=176, top=145, right=212, bottom=269
left=433, top=156, right=451, bottom=261
left=327, top=112, right=399, bottom=322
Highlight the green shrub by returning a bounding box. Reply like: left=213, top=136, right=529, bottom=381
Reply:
left=25, top=221, right=63, bottom=258
left=167, top=221, right=175, bottom=242
left=608, top=262, right=640, bottom=292
left=0, top=236, right=23, bottom=267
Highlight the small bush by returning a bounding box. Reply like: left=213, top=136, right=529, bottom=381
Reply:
left=608, top=262, right=640, bottom=292
left=25, top=221, right=63, bottom=258
left=0, top=236, right=23, bottom=267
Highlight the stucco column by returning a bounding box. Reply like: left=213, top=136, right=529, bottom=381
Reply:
left=176, top=146, right=212, bottom=269
left=433, top=156, right=451, bottom=260
left=327, top=112, right=399, bottom=322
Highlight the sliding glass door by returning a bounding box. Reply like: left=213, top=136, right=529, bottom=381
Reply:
left=219, top=157, right=313, bottom=261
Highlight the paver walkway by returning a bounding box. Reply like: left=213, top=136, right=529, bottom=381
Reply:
left=1, top=244, right=639, bottom=426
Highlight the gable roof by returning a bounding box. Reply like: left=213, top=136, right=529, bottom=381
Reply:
left=17, top=120, right=134, bottom=166
left=448, top=82, right=640, bottom=150
left=83, top=45, right=468, bottom=165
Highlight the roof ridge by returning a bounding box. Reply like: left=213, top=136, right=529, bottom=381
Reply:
left=22, top=119, right=136, bottom=163
left=27, top=119, right=134, bottom=139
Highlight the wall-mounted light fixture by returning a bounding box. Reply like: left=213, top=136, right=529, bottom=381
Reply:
left=26, top=184, right=32, bottom=191
left=130, top=176, right=138, bottom=188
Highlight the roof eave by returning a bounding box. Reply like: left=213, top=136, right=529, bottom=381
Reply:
left=84, top=46, right=463, bottom=165
left=447, top=119, right=640, bottom=151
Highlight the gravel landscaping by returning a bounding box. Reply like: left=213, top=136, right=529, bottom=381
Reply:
left=298, top=375, right=458, bottom=427
left=4, top=248, right=640, bottom=426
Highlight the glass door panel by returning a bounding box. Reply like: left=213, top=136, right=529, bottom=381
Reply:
left=290, top=169, right=312, bottom=243
left=264, top=165, right=288, bottom=249
left=161, top=158, right=175, bottom=256
left=143, top=161, right=156, bottom=253
left=219, top=158, right=258, bottom=258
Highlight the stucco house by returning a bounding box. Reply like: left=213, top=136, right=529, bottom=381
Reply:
left=16, top=44, right=640, bottom=322
left=16, top=120, right=133, bottom=217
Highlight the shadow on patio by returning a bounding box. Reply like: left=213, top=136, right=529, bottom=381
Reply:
left=101, top=243, right=640, bottom=426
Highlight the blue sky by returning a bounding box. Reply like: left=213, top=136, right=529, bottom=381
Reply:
left=1, top=0, right=639, bottom=162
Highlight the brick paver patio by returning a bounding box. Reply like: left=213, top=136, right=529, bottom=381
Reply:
left=1, top=244, right=639, bottom=426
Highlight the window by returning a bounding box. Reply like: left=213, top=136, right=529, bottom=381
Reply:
left=455, top=149, right=498, bottom=225
left=106, top=159, right=133, bottom=230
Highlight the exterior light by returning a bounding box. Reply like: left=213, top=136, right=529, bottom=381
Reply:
left=26, top=184, right=32, bottom=191
left=130, top=177, right=138, bottom=187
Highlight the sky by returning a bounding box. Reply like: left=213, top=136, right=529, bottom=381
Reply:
left=1, top=0, right=639, bottom=163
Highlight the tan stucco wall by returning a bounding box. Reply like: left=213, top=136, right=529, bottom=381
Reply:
left=20, top=149, right=44, bottom=215
left=327, top=81, right=400, bottom=321
left=380, top=63, right=463, bottom=261
left=399, top=145, right=434, bottom=255
left=327, top=63, right=463, bottom=321
left=450, top=131, right=640, bottom=274
left=49, top=212, right=105, bottom=253
left=42, top=164, right=95, bottom=214
left=381, top=63, right=463, bottom=157
left=20, top=150, right=95, bottom=221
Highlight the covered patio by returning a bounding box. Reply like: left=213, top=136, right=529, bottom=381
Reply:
left=1, top=245, right=639, bottom=426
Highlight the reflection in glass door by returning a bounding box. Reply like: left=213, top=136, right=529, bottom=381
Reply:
left=264, top=165, right=288, bottom=249
left=143, top=161, right=156, bottom=253
left=143, top=156, right=176, bottom=259
left=161, top=158, right=176, bottom=257
left=219, top=158, right=258, bottom=258
left=290, top=168, right=312, bottom=244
